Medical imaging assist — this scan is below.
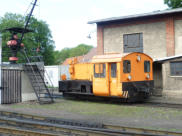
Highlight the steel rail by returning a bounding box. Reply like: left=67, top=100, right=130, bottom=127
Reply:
left=62, top=94, right=182, bottom=110
left=0, top=111, right=103, bottom=128
left=104, top=124, right=182, bottom=136
left=0, top=116, right=120, bottom=136
left=145, top=102, right=182, bottom=109
left=0, top=111, right=181, bottom=136
left=124, top=102, right=182, bottom=110
left=0, top=125, right=61, bottom=136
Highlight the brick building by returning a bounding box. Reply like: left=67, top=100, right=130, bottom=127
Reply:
left=88, top=8, right=182, bottom=97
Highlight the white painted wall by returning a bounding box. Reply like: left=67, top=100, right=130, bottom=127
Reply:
left=59, top=65, right=70, bottom=80
left=45, top=65, right=59, bottom=87
left=44, top=65, right=70, bottom=87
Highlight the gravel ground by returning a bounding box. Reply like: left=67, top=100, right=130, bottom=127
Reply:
left=0, top=98, right=182, bottom=132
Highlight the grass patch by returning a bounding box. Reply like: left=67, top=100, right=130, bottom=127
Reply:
left=8, top=99, right=182, bottom=132
left=9, top=99, right=182, bottom=120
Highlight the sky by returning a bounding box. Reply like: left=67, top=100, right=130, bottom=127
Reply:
left=0, top=0, right=168, bottom=50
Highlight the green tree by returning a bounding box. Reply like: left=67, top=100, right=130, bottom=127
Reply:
left=164, top=0, right=182, bottom=8
left=0, top=13, right=55, bottom=65
left=54, top=48, right=70, bottom=64
left=69, top=44, right=93, bottom=57
left=54, top=44, right=93, bottom=64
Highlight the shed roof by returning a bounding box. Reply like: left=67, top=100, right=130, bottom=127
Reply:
left=91, top=53, right=128, bottom=63
left=88, top=8, right=182, bottom=24
left=154, top=54, right=182, bottom=63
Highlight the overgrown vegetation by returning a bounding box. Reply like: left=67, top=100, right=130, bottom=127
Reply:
left=0, top=13, right=93, bottom=65
left=54, top=44, right=93, bottom=64
left=164, top=0, right=182, bottom=8
left=0, top=13, right=55, bottom=65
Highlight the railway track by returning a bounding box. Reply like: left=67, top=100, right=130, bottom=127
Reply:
left=0, top=125, right=58, bottom=136
left=129, top=102, right=182, bottom=109
left=0, top=111, right=181, bottom=136
left=60, top=92, right=182, bottom=109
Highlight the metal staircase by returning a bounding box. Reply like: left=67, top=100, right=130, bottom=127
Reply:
left=22, top=46, right=55, bottom=104
left=23, top=63, right=54, bottom=104
left=2, top=0, right=54, bottom=104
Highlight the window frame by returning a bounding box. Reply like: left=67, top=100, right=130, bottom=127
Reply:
left=111, top=63, right=117, bottom=78
left=144, top=61, right=150, bottom=73
left=123, top=33, right=143, bottom=53
left=170, top=61, right=182, bottom=76
left=94, top=63, right=106, bottom=78
left=123, top=60, right=131, bottom=73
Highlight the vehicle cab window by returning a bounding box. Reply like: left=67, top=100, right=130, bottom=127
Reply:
left=144, top=61, right=150, bottom=73
left=94, top=63, right=106, bottom=78
left=123, top=60, right=131, bottom=73
left=111, top=63, right=117, bottom=78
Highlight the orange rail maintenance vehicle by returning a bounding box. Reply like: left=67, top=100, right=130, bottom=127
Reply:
left=59, top=52, right=154, bottom=102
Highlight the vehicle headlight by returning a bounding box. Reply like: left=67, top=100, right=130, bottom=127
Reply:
left=128, top=75, right=132, bottom=80
left=137, top=55, right=141, bottom=62
left=146, top=73, right=150, bottom=79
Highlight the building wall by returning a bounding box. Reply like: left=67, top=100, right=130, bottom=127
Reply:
left=96, top=14, right=182, bottom=98
left=21, top=71, right=36, bottom=101
left=103, top=22, right=166, bottom=59
left=97, top=15, right=182, bottom=58
left=162, top=58, right=182, bottom=91
left=175, top=20, right=182, bottom=55
left=43, top=65, right=70, bottom=87
left=22, top=62, right=44, bottom=101
left=59, top=65, right=70, bottom=80
left=1, top=64, right=36, bottom=102
left=153, top=63, right=163, bottom=90
left=45, top=65, right=59, bottom=87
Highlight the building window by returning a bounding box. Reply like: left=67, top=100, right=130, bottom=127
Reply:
left=170, top=61, right=182, bottom=76
left=94, top=63, right=106, bottom=78
left=123, top=60, right=131, bottom=73
left=144, top=61, right=150, bottom=73
left=123, top=33, right=143, bottom=53
left=111, top=63, right=117, bottom=78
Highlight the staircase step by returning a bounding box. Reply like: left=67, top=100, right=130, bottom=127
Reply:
left=23, top=64, right=54, bottom=104
left=38, top=92, right=48, bottom=94
left=37, top=89, right=48, bottom=92
left=32, top=85, right=46, bottom=88
left=30, top=78, right=44, bottom=81
left=33, top=84, right=49, bottom=87
left=26, top=74, right=39, bottom=76
left=28, top=74, right=42, bottom=76
left=32, top=81, right=45, bottom=84
left=39, top=97, right=54, bottom=103
left=29, top=75, right=42, bottom=78
left=39, top=101, right=54, bottom=104
left=39, top=97, right=53, bottom=100
left=33, top=88, right=47, bottom=91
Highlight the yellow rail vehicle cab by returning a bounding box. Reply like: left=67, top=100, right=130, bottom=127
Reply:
left=91, top=52, right=153, bottom=101
left=59, top=52, right=154, bottom=102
